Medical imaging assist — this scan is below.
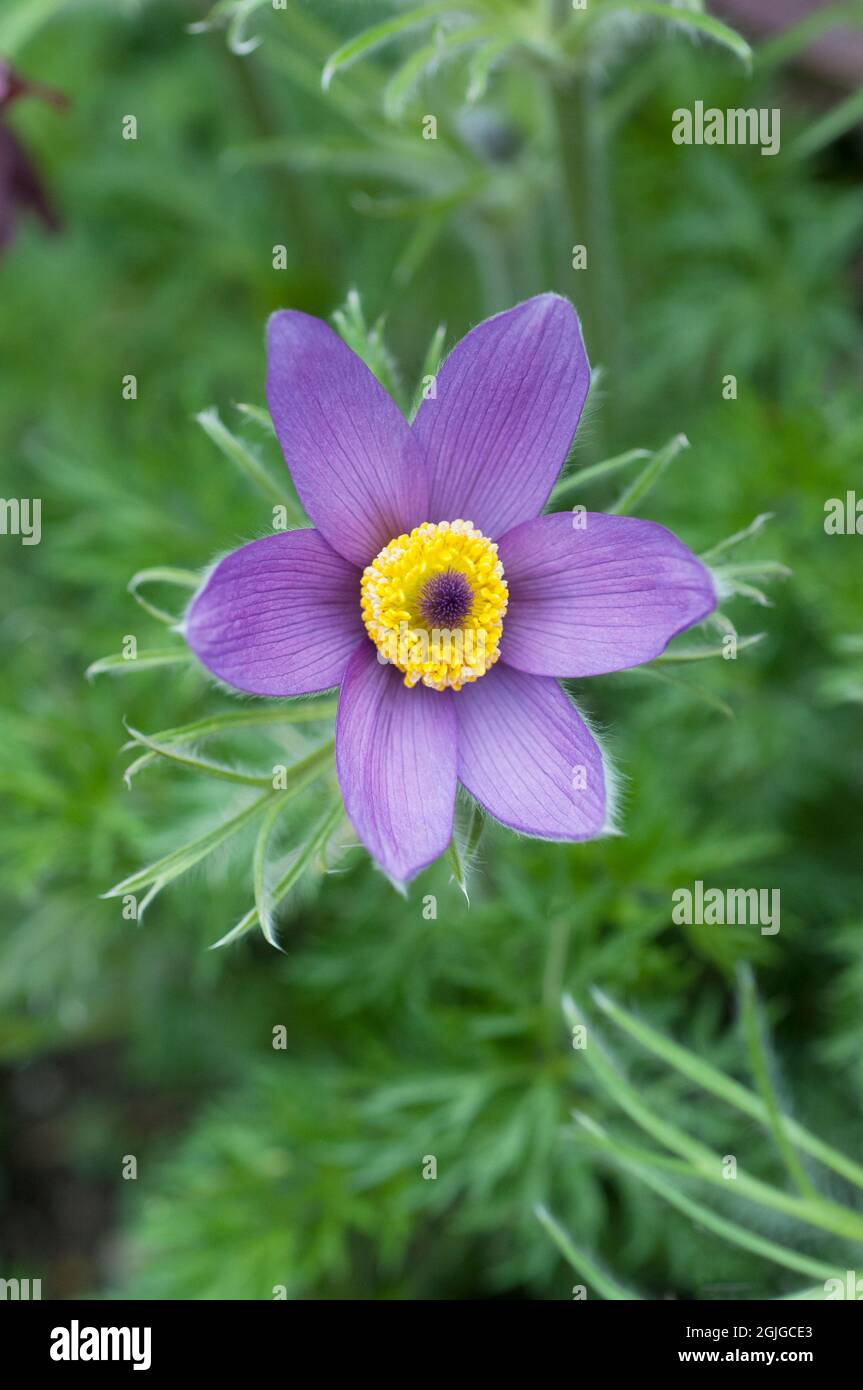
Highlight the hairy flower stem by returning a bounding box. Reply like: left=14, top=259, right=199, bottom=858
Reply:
left=551, top=68, right=623, bottom=451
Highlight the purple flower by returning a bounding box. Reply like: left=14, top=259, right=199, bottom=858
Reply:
left=0, top=60, right=66, bottom=253
left=186, top=296, right=715, bottom=883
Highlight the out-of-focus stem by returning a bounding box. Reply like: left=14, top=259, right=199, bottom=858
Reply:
left=551, top=51, right=624, bottom=448
left=224, top=44, right=325, bottom=270
left=541, top=916, right=571, bottom=1048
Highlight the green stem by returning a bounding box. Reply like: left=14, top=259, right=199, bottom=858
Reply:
left=550, top=62, right=622, bottom=445
left=738, top=966, right=818, bottom=1201
left=535, top=1204, right=641, bottom=1299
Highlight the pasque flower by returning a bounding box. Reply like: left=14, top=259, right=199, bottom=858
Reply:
left=0, top=60, right=66, bottom=253
left=186, top=296, right=715, bottom=883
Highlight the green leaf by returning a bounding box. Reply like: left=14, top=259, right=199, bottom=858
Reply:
left=0, top=0, right=68, bottom=54
left=121, top=702, right=339, bottom=782
left=187, top=0, right=270, bottom=55
left=127, top=567, right=200, bottom=625
left=549, top=448, right=651, bottom=507
left=211, top=797, right=344, bottom=949
left=383, top=26, right=492, bottom=122
left=612, top=2, right=753, bottom=70
left=571, top=1117, right=841, bottom=1284
left=715, top=562, right=791, bottom=581
left=714, top=564, right=792, bottom=601
left=103, top=791, right=280, bottom=900
left=534, top=1204, right=642, bottom=1299
left=446, top=837, right=468, bottom=902
left=234, top=402, right=275, bottom=434
left=252, top=796, right=293, bottom=950
left=608, top=434, right=688, bottom=515
left=409, top=322, right=447, bottom=422
left=564, top=994, right=863, bottom=1242
left=123, top=724, right=279, bottom=789
left=652, top=632, right=765, bottom=663
left=195, top=406, right=300, bottom=514
left=465, top=800, right=486, bottom=862
left=625, top=664, right=734, bottom=720
left=738, top=966, right=818, bottom=1200
left=225, top=0, right=268, bottom=55
left=446, top=801, right=485, bottom=904
left=588, top=990, right=863, bottom=1193
left=321, top=2, right=454, bottom=91
left=263, top=35, right=373, bottom=124
left=131, top=879, right=164, bottom=929
left=793, top=84, right=863, bottom=160
left=85, top=649, right=195, bottom=681
left=331, top=291, right=405, bottom=404
left=758, top=1, right=863, bottom=72
left=466, top=37, right=509, bottom=103
left=700, top=513, right=774, bottom=563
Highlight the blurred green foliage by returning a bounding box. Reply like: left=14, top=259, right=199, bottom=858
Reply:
left=0, top=0, right=861, bottom=1299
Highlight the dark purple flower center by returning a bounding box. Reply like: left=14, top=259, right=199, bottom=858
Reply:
left=419, top=569, right=473, bottom=629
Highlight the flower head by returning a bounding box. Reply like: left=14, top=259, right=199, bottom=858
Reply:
left=186, top=295, right=715, bottom=884
left=361, top=520, right=508, bottom=690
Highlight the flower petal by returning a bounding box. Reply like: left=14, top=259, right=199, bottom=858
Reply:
left=267, top=311, right=427, bottom=566
left=498, top=512, right=716, bottom=677
left=455, top=664, right=606, bottom=839
left=186, top=530, right=363, bottom=697
left=336, top=643, right=457, bottom=883
left=411, top=294, right=590, bottom=538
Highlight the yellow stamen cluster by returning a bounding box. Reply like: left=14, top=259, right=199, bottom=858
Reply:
left=361, top=520, right=508, bottom=691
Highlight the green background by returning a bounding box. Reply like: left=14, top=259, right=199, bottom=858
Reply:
left=1, top=0, right=861, bottom=1299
